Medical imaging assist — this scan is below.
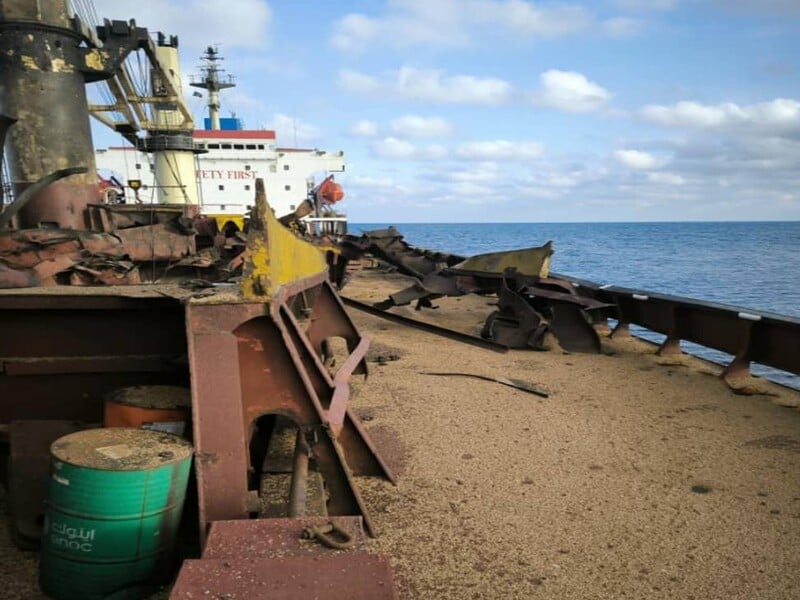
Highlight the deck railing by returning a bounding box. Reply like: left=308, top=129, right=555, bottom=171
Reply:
left=553, top=272, right=800, bottom=382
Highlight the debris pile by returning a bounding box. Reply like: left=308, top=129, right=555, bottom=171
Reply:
left=341, top=227, right=611, bottom=353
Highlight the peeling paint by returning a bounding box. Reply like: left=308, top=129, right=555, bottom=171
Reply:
left=21, top=55, right=39, bottom=71
left=50, top=58, right=73, bottom=73
left=83, top=50, right=103, bottom=71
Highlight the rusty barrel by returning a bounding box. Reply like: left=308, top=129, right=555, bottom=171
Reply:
left=103, top=385, right=191, bottom=437
left=39, top=428, right=193, bottom=600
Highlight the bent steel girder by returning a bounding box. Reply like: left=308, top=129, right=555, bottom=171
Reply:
left=186, top=280, right=391, bottom=542
left=0, top=167, right=88, bottom=230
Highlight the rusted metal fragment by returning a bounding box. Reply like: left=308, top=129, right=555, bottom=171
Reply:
left=70, top=259, right=141, bottom=285
left=0, top=228, right=139, bottom=288
left=169, top=554, right=399, bottom=600
left=342, top=226, right=464, bottom=280
left=0, top=262, right=37, bottom=287
left=482, top=273, right=548, bottom=348
left=421, top=371, right=549, bottom=397
left=115, top=221, right=196, bottom=261
left=0, top=166, right=88, bottom=230
left=549, top=303, right=601, bottom=353
left=342, top=296, right=509, bottom=353
left=203, top=517, right=367, bottom=558
left=481, top=272, right=606, bottom=352
left=88, top=204, right=201, bottom=232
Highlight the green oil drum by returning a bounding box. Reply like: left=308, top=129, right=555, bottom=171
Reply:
left=39, top=428, right=193, bottom=600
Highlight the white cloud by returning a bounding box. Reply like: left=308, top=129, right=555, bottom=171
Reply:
left=613, top=149, right=667, bottom=169
left=390, top=115, right=453, bottom=137
left=338, top=67, right=514, bottom=105
left=473, top=1, right=591, bottom=37
left=534, top=70, right=612, bottom=113
left=348, top=120, right=379, bottom=137
left=713, top=0, right=800, bottom=16
left=266, top=113, right=319, bottom=146
left=456, top=140, right=544, bottom=161
left=92, top=0, right=271, bottom=51
left=602, top=17, right=646, bottom=37
left=640, top=99, right=800, bottom=135
left=330, top=0, right=591, bottom=52
left=612, top=0, right=677, bottom=11
left=348, top=175, right=395, bottom=187
left=371, top=137, right=449, bottom=160
left=337, top=70, right=381, bottom=94
left=648, top=172, right=687, bottom=185
left=449, top=162, right=500, bottom=182
left=527, top=166, right=610, bottom=188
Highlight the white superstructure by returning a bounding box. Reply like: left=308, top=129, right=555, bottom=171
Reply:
left=95, top=128, right=345, bottom=228
left=95, top=46, right=345, bottom=231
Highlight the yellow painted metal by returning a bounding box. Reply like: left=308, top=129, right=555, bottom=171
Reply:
left=454, top=242, right=553, bottom=277
left=240, top=178, right=328, bottom=299
left=211, top=215, right=245, bottom=233
left=151, top=45, right=197, bottom=206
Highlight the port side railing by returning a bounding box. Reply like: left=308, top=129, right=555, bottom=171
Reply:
left=553, top=272, right=800, bottom=382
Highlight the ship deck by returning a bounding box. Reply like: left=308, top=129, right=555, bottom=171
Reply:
left=2, top=266, right=799, bottom=599
left=346, top=267, right=800, bottom=599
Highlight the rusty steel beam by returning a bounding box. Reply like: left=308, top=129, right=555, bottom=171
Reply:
left=186, top=276, right=393, bottom=541
left=554, top=272, right=800, bottom=382
left=341, top=296, right=510, bottom=353
left=169, top=554, right=399, bottom=599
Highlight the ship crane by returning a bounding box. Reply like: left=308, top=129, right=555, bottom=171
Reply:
left=87, top=31, right=194, bottom=144
left=87, top=30, right=200, bottom=206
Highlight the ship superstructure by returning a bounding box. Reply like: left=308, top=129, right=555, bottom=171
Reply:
left=94, top=47, right=345, bottom=231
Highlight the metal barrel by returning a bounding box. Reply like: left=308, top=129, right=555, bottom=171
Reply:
left=103, top=385, right=191, bottom=437
left=39, top=428, right=193, bottom=600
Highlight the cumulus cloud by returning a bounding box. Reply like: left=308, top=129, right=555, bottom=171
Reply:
left=266, top=113, right=319, bottom=146
left=456, top=140, right=545, bottom=161
left=713, top=0, right=800, bottom=16
left=330, top=0, right=591, bottom=52
left=93, top=0, right=272, bottom=51
left=612, top=0, right=677, bottom=11
left=338, top=67, right=514, bottom=105
left=347, top=175, right=395, bottom=188
left=613, top=149, right=667, bottom=170
left=602, top=17, right=646, bottom=37
left=390, top=115, right=453, bottom=137
left=534, top=70, right=612, bottom=113
left=449, top=162, right=500, bottom=183
left=371, top=137, right=448, bottom=160
left=473, top=1, right=591, bottom=37
left=348, top=120, right=379, bottom=137
left=647, top=172, right=687, bottom=185
left=639, top=99, right=800, bottom=135
left=531, top=166, right=610, bottom=188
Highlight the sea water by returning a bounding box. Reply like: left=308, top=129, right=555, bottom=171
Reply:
left=352, top=221, right=800, bottom=390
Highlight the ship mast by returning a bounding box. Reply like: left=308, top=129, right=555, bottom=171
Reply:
left=190, top=47, right=235, bottom=130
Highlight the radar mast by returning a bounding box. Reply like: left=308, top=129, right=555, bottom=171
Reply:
left=189, top=47, right=236, bottom=130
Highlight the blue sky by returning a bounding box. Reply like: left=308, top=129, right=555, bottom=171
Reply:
left=91, top=0, right=800, bottom=222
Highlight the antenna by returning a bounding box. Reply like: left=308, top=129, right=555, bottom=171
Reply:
left=189, top=46, right=236, bottom=130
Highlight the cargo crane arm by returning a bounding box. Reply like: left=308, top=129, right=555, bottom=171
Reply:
left=87, top=29, right=194, bottom=146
